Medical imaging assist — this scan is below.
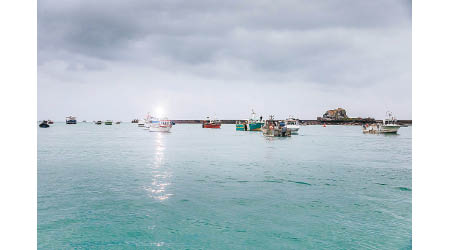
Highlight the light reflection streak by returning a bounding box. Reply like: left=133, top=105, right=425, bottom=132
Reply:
left=145, top=132, right=172, bottom=201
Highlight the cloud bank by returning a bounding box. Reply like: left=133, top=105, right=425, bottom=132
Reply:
left=38, top=0, right=411, bottom=120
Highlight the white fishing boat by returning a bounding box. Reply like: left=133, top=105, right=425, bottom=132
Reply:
left=66, top=116, right=77, bottom=124
left=137, top=119, right=145, bottom=127
left=148, top=116, right=172, bottom=132
left=285, top=116, right=301, bottom=134
left=363, top=111, right=401, bottom=134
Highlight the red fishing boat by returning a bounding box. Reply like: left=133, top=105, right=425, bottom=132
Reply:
left=202, top=117, right=221, bottom=128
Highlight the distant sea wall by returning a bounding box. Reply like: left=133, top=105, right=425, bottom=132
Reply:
left=171, top=120, right=412, bottom=125
left=173, top=120, right=242, bottom=124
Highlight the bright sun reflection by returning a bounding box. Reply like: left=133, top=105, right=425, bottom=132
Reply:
left=145, top=132, right=172, bottom=201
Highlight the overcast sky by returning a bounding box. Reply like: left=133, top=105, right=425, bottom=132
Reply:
left=38, top=0, right=411, bottom=121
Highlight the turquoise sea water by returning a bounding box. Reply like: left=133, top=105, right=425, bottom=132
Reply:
left=38, top=123, right=411, bottom=249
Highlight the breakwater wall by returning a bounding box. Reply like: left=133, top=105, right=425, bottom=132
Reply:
left=171, top=120, right=412, bottom=125
left=173, top=120, right=241, bottom=124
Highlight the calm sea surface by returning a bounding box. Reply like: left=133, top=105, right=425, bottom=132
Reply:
left=38, top=123, right=411, bottom=249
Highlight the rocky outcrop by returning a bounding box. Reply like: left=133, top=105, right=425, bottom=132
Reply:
left=322, top=108, right=348, bottom=120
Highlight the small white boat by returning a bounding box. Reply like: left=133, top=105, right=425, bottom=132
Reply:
left=285, top=116, right=301, bottom=134
left=363, top=111, right=401, bottom=134
left=66, top=116, right=77, bottom=124
left=137, top=120, right=145, bottom=127
left=148, top=116, right=172, bottom=132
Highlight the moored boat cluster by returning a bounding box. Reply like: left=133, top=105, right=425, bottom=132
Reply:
left=39, top=110, right=403, bottom=135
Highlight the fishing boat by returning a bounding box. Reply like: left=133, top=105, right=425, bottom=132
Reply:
left=285, top=116, right=301, bottom=134
left=105, top=120, right=113, bottom=125
left=95, top=121, right=102, bottom=125
left=235, top=121, right=246, bottom=131
left=202, top=116, right=221, bottom=128
left=137, top=120, right=145, bottom=127
left=131, top=119, right=139, bottom=123
left=236, top=110, right=264, bottom=131
left=148, top=116, right=172, bottom=132
left=39, top=120, right=50, bottom=128
left=82, top=120, right=87, bottom=123
left=47, top=120, right=54, bottom=124
left=261, top=115, right=291, bottom=137
left=115, top=121, right=121, bottom=124
left=363, top=111, right=401, bottom=134
left=66, top=116, right=77, bottom=124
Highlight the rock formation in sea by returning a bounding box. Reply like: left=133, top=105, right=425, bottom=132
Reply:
left=322, top=108, right=348, bottom=120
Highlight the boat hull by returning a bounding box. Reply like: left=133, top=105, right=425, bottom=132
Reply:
left=66, top=120, right=77, bottom=124
left=363, top=125, right=400, bottom=134
left=247, top=123, right=263, bottom=131
left=203, top=124, right=221, bottom=128
left=286, top=125, right=300, bottom=134
left=380, top=125, right=400, bottom=133
left=236, top=124, right=245, bottom=131
left=149, top=126, right=171, bottom=132
left=236, top=122, right=263, bottom=131
left=262, top=127, right=291, bottom=137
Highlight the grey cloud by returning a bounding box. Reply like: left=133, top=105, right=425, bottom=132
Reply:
left=38, top=0, right=411, bottom=120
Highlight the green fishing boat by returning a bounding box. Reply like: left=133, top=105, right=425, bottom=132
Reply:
left=236, top=110, right=264, bottom=131
left=105, top=120, right=113, bottom=125
left=236, top=123, right=246, bottom=131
